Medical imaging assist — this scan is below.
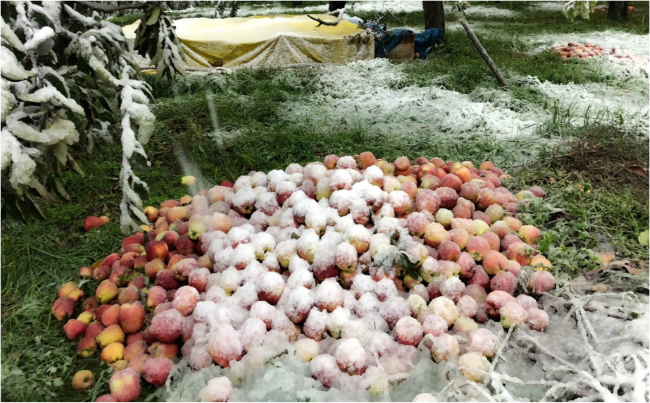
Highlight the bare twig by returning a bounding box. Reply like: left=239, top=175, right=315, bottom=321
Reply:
left=519, top=334, right=618, bottom=401
left=489, top=326, right=514, bottom=373
left=466, top=381, right=496, bottom=401
left=307, top=8, right=346, bottom=27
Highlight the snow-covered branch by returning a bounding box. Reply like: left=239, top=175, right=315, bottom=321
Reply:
left=1, top=0, right=158, bottom=231
left=134, top=3, right=186, bottom=83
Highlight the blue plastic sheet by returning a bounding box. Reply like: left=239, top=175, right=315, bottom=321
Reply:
left=372, top=25, right=444, bottom=60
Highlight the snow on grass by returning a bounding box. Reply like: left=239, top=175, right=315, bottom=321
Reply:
left=283, top=58, right=647, bottom=155
left=173, top=2, right=328, bottom=19
left=285, top=59, right=543, bottom=142
left=346, top=1, right=424, bottom=15
left=463, top=5, right=520, bottom=18
left=175, top=1, right=518, bottom=21
left=530, top=1, right=567, bottom=13
left=348, top=2, right=518, bottom=19
left=524, top=76, right=649, bottom=130
left=236, top=2, right=327, bottom=17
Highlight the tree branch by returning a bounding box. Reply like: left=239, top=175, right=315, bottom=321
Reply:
left=307, top=8, right=345, bottom=27
left=72, top=1, right=150, bottom=13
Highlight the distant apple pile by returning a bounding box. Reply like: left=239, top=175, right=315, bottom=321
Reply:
left=593, top=5, right=636, bottom=12
left=551, top=42, right=638, bottom=61
left=53, top=153, right=558, bottom=402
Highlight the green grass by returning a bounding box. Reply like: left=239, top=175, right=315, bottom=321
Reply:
left=3, top=2, right=650, bottom=401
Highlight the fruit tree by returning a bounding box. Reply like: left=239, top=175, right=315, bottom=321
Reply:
left=1, top=1, right=185, bottom=233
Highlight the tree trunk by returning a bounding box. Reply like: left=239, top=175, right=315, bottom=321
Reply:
left=423, top=1, right=445, bottom=31
left=607, top=1, right=629, bottom=21
left=329, top=1, right=346, bottom=12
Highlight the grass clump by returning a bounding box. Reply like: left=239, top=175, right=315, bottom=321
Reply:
left=510, top=124, right=649, bottom=279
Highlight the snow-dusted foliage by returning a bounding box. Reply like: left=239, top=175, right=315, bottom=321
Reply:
left=563, top=1, right=598, bottom=21
left=134, top=3, right=186, bottom=83
left=1, top=1, right=182, bottom=230
left=215, top=1, right=240, bottom=19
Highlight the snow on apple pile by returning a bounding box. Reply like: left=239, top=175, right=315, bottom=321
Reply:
left=52, top=152, right=649, bottom=402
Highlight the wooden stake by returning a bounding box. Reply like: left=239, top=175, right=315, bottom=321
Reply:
left=456, top=4, right=508, bottom=87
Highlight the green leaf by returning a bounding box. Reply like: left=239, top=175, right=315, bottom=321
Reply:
left=538, top=232, right=554, bottom=254
left=53, top=178, right=70, bottom=201
left=96, top=91, right=118, bottom=116
left=132, top=181, right=149, bottom=203
left=390, top=229, right=400, bottom=245
left=24, top=193, right=46, bottom=219
left=44, top=75, right=69, bottom=98
left=172, top=56, right=187, bottom=78
left=639, top=230, right=649, bottom=246
left=81, top=73, right=97, bottom=90
left=146, top=6, right=161, bottom=25
left=563, top=1, right=597, bottom=22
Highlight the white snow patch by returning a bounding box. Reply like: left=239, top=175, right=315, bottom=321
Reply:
left=463, top=5, right=520, bottom=19
left=283, top=57, right=648, bottom=150
left=285, top=59, right=543, bottom=141
left=525, top=76, right=649, bottom=130
left=530, top=2, right=566, bottom=13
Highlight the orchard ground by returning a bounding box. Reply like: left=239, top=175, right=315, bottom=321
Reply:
left=1, top=1, right=649, bottom=401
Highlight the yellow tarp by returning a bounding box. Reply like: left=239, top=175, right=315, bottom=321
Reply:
left=122, top=15, right=374, bottom=68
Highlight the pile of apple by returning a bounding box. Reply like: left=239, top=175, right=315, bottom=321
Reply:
left=551, top=42, right=605, bottom=60
left=551, top=42, right=639, bottom=61
left=53, top=153, right=557, bottom=402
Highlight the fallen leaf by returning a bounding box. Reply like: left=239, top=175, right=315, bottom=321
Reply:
left=594, top=242, right=616, bottom=264
left=627, top=266, right=643, bottom=275
left=591, top=283, right=608, bottom=292
left=595, top=250, right=616, bottom=264
left=638, top=229, right=649, bottom=246
left=587, top=259, right=643, bottom=276
left=90, top=259, right=103, bottom=270
left=629, top=166, right=647, bottom=177
left=417, top=125, right=426, bottom=129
